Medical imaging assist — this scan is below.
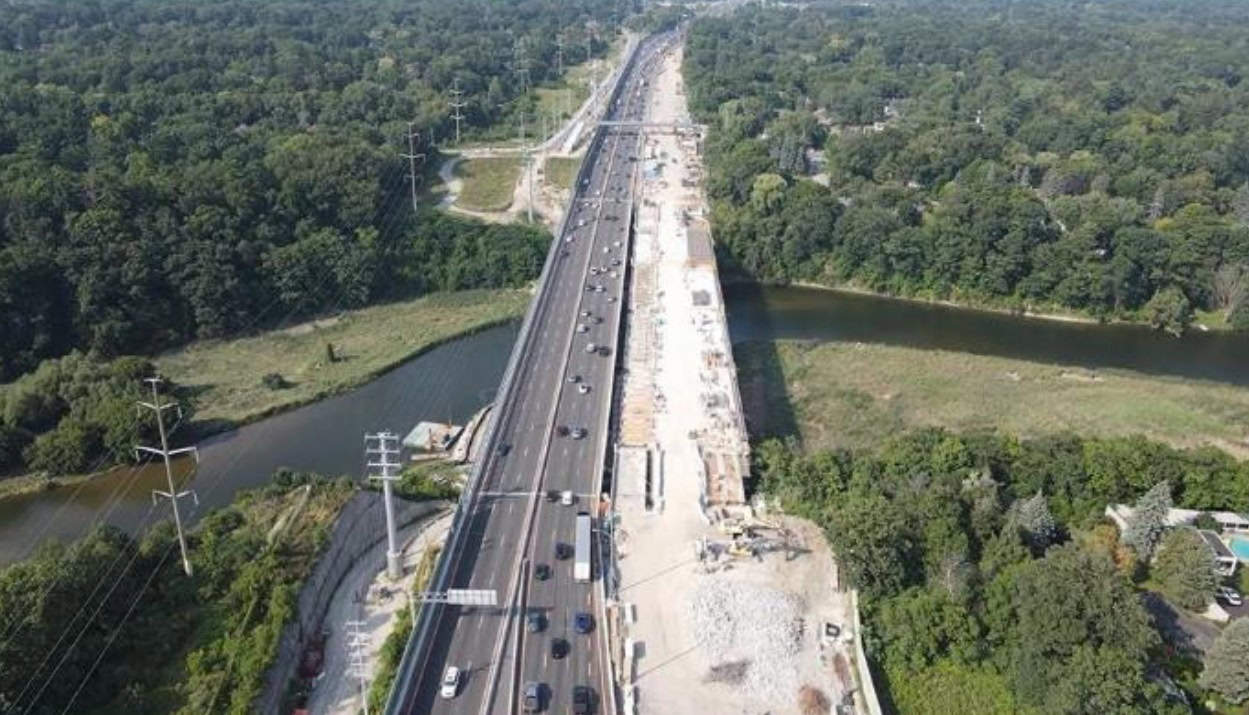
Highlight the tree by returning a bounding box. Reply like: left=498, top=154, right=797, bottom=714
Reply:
left=1212, top=263, right=1249, bottom=314
left=1123, top=480, right=1172, bottom=559
left=826, top=490, right=917, bottom=598
left=1200, top=618, right=1249, bottom=704
left=1009, top=543, right=1162, bottom=712
left=1144, top=286, right=1193, bottom=337
left=1011, top=491, right=1058, bottom=555
left=1152, top=528, right=1217, bottom=610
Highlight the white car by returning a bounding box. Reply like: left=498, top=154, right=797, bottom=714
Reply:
left=561, top=490, right=575, bottom=506
left=1217, top=586, right=1243, bottom=607
left=576, top=323, right=588, bottom=333
left=585, top=343, right=597, bottom=353
left=440, top=666, right=461, bottom=699
left=578, top=383, right=590, bottom=395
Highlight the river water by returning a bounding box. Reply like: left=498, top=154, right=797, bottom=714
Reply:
left=725, top=284, right=1249, bottom=386
left=0, top=324, right=519, bottom=564
left=3, top=285, right=1248, bottom=564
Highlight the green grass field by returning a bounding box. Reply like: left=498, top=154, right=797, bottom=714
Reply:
left=454, top=157, right=523, bottom=212
left=159, top=289, right=530, bottom=428
left=735, top=340, right=1249, bottom=457
left=543, top=156, right=582, bottom=191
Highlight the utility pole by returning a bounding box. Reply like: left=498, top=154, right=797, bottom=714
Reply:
left=585, top=31, right=595, bottom=92
left=365, top=432, right=403, bottom=579
left=136, top=377, right=198, bottom=577
left=517, top=110, right=534, bottom=224
left=399, top=123, right=425, bottom=215
left=556, top=35, right=565, bottom=76
left=449, top=79, right=467, bottom=145
left=346, top=619, right=370, bottom=715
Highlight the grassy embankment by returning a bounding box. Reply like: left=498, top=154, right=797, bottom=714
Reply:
left=736, top=340, right=1249, bottom=457
left=543, top=156, right=582, bottom=192
left=158, top=289, right=530, bottom=432
left=453, top=158, right=523, bottom=213
left=72, top=473, right=354, bottom=715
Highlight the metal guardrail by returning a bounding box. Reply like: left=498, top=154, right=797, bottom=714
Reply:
left=382, top=33, right=648, bottom=715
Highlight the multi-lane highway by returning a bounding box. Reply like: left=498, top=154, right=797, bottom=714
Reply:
left=390, top=31, right=674, bottom=715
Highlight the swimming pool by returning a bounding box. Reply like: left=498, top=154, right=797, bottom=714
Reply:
left=1231, top=536, right=1249, bottom=561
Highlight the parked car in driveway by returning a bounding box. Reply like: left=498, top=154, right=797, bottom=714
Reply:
left=1217, top=586, right=1243, bottom=607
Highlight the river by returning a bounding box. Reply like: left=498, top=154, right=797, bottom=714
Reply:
left=0, top=323, right=519, bottom=564
left=3, top=285, right=1248, bottom=564
left=725, top=284, right=1249, bottom=386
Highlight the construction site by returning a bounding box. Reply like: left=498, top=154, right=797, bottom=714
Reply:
left=607, top=40, right=876, bottom=715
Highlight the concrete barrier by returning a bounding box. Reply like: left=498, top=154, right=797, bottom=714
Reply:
left=254, top=493, right=445, bottom=715
left=850, top=589, right=884, bottom=715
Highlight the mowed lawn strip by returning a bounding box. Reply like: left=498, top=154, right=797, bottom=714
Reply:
left=454, top=157, right=523, bottom=212
left=735, top=340, right=1249, bottom=457
left=160, top=289, right=530, bottom=427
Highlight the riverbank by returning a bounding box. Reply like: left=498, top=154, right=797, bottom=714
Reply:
left=159, top=288, right=530, bottom=433
left=766, top=279, right=1239, bottom=334
left=736, top=339, right=1249, bottom=458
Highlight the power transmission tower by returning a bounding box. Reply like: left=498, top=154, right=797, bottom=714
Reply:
left=136, top=377, right=198, bottom=577
left=513, top=37, right=531, bottom=94
left=449, top=79, right=467, bottom=145
left=346, top=619, right=371, bottom=715
left=365, top=432, right=403, bottom=579
left=399, top=123, right=426, bottom=215
left=556, top=35, right=565, bottom=76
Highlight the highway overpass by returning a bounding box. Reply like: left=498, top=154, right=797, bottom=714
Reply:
left=385, top=29, right=677, bottom=715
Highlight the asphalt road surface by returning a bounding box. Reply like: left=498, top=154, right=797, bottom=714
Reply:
left=398, top=31, right=675, bottom=715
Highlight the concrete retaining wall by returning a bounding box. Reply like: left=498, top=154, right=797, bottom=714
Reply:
left=255, top=492, right=446, bottom=715
left=850, top=589, right=884, bottom=715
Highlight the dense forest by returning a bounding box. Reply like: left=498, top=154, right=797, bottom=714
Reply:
left=755, top=430, right=1249, bottom=713
left=685, top=0, right=1249, bottom=333
left=0, top=0, right=630, bottom=383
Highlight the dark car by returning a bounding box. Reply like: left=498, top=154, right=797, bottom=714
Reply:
left=526, top=610, right=545, bottom=633
left=551, top=637, right=569, bottom=660
left=546, top=489, right=561, bottom=502
left=555, top=542, right=573, bottom=560
left=572, top=686, right=593, bottom=714
left=497, top=443, right=511, bottom=456
left=556, top=425, right=570, bottom=437
left=574, top=612, right=593, bottom=634
left=534, top=563, right=551, bottom=580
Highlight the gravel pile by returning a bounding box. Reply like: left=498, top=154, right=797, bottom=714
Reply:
left=687, top=580, right=805, bottom=705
